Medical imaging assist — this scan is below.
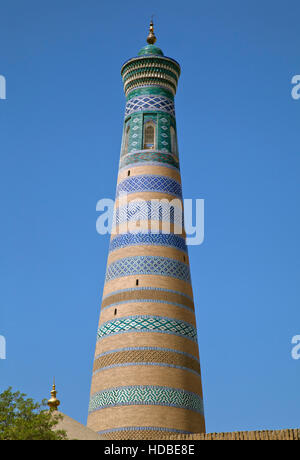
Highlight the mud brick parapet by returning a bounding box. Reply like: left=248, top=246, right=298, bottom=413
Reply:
left=166, top=429, right=300, bottom=441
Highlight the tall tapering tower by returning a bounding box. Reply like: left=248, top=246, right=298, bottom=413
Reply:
left=87, top=22, right=205, bottom=440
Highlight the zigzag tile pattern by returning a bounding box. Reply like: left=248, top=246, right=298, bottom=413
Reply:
left=89, top=385, right=204, bottom=414
left=97, top=315, right=197, bottom=342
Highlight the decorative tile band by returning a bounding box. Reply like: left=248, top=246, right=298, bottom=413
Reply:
left=97, top=427, right=194, bottom=440
left=122, top=64, right=179, bottom=85
left=93, top=348, right=201, bottom=375
left=126, top=86, right=174, bottom=102
left=102, top=287, right=193, bottom=302
left=97, top=315, right=197, bottom=342
left=101, top=288, right=194, bottom=311
left=105, top=256, right=191, bottom=283
left=125, top=95, right=175, bottom=118
left=119, top=151, right=179, bottom=170
left=116, top=175, right=182, bottom=199
left=112, top=203, right=184, bottom=228
left=89, top=385, right=204, bottom=414
left=123, top=68, right=178, bottom=89
left=97, top=426, right=191, bottom=435
left=110, top=233, right=186, bottom=253
left=124, top=76, right=177, bottom=98
left=121, top=56, right=181, bottom=81
left=95, top=346, right=199, bottom=361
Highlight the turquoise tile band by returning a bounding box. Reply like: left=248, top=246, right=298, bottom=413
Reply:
left=89, top=385, right=204, bottom=414
left=97, top=315, right=197, bottom=342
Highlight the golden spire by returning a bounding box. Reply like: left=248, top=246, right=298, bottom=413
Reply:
left=147, top=18, right=157, bottom=45
left=47, top=378, right=60, bottom=411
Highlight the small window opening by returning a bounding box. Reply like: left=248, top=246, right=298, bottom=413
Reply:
left=128, top=170, right=130, bottom=176
left=143, top=122, right=155, bottom=149
left=136, top=279, right=139, bottom=286
left=114, top=308, right=117, bottom=316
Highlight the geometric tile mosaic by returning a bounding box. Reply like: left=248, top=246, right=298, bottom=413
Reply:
left=97, top=426, right=191, bottom=436
left=105, top=256, right=191, bottom=282
left=95, top=346, right=199, bottom=361
left=109, top=232, right=187, bottom=253
left=113, top=201, right=184, bottom=227
left=89, top=385, right=204, bottom=414
left=127, top=113, right=143, bottom=152
left=117, top=175, right=182, bottom=198
left=93, top=347, right=201, bottom=375
left=97, top=315, right=197, bottom=342
left=158, top=113, right=171, bottom=151
left=125, top=95, right=175, bottom=118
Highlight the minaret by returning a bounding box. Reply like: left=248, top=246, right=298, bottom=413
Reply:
left=87, top=21, right=205, bottom=440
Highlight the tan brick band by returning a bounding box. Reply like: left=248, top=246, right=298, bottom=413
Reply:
left=118, top=165, right=181, bottom=184
left=102, top=288, right=194, bottom=311
left=103, top=275, right=193, bottom=298
left=90, top=365, right=203, bottom=396
left=87, top=406, right=205, bottom=434
left=95, top=332, right=200, bottom=358
left=93, top=349, right=201, bottom=375
left=99, top=303, right=196, bottom=326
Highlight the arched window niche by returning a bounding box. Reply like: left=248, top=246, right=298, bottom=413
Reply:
left=123, top=122, right=130, bottom=156
left=143, top=121, right=155, bottom=150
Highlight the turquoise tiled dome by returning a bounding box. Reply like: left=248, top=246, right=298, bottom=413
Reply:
left=138, top=44, right=164, bottom=56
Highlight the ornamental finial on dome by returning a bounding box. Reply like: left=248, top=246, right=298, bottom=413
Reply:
left=147, top=18, right=156, bottom=45
left=47, top=378, right=60, bottom=411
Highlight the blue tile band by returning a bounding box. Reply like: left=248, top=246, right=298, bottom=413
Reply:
left=117, top=175, right=182, bottom=198
left=105, top=256, right=191, bottom=282
left=109, top=232, right=187, bottom=253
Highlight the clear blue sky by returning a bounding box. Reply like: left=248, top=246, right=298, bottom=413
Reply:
left=0, top=0, right=299, bottom=433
